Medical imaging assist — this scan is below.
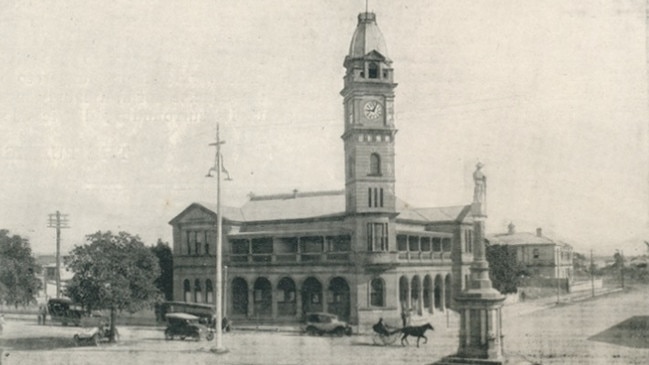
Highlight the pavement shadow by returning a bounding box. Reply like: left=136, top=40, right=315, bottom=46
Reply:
left=0, top=336, right=77, bottom=351
left=588, top=316, right=649, bottom=348
left=349, top=340, right=401, bottom=348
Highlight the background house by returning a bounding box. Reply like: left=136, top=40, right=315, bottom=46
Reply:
left=488, top=223, right=573, bottom=280
left=35, top=254, right=73, bottom=302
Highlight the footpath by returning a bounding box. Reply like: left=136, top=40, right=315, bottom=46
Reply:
left=1, top=286, right=623, bottom=334
left=504, top=286, right=623, bottom=318
left=232, top=286, right=625, bottom=334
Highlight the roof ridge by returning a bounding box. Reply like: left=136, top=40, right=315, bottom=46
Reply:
left=249, top=189, right=344, bottom=201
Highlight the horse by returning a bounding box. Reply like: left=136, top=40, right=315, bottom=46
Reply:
left=397, top=323, right=434, bottom=347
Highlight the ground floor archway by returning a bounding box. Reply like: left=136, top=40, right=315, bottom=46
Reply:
left=328, top=277, right=350, bottom=321
left=277, top=277, right=297, bottom=317
left=253, top=278, right=272, bottom=317
left=231, top=277, right=248, bottom=316
left=302, top=277, right=323, bottom=315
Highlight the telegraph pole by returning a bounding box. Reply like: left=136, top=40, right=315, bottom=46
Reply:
left=590, top=249, right=595, bottom=297
left=47, top=211, right=69, bottom=298
left=207, top=123, right=231, bottom=354
left=620, top=250, right=625, bottom=289
left=615, top=249, right=625, bottom=289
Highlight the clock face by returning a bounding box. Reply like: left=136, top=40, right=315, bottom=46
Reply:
left=363, top=101, right=383, bottom=120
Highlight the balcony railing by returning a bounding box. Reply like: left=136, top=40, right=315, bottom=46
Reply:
left=225, top=252, right=351, bottom=265
left=397, top=251, right=450, bottom=262
left=362, top=251, right=398, bottom=266
left=226, top=250, right=450, bottom=266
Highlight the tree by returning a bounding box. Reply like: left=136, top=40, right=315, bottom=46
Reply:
left=572, top=252, right=590, bottom=278
left=151, top=239, right=173, bottom=301
left=486, top=243, right=529, bottom=294
left=65, top=231, right=161, bottom=342
left=0, top=229, right=42, bottom=307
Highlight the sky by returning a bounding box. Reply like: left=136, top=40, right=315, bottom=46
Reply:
left=1, top=0, right=647, bottom=257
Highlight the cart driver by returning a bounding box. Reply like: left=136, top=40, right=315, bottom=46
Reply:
left=373, top=318, right=390, bottom=336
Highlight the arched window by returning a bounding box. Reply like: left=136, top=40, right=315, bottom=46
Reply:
left=368, top=62, right=379, bottom=79
left=206, top=279, right=213, bottom=304
left=194, top=279, right=202, bottom=303
left=370, top=278, right=385, bottom=307
left=369, top=153, right=381, bottom=175
left=183, top=279, right=191, bottom=302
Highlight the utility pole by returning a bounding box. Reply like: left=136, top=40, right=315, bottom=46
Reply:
left=556, top=248, right=561, bottom=304
left=615, top=249, right=625, bottom=289
left=590, top=249, right=595, bottom=298
left=207, top=123, right=232, bottom=354
left=620, top=250, right=625, bottom=289
left=223, top=265, right=228, bottom=330
left=47, top=211, right=69, bottom=298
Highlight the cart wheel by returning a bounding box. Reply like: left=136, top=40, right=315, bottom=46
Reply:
left=164, top=329, right=173, bottom=340
left=371, top=332, right=382, bottom=345
left=180, top=336, right=186, bottom=340
left=306, top=326, right=318, bottom=336
left=334, top=327, right=345, bottom=337
left=384, top=333, right=398, bottom=345
left=206, top=332, right=214, bottom=341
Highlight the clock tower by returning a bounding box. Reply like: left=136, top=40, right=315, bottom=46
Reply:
left=342, top=12, right=397, bottom=215
left=341, top=12, right=397, bottom=253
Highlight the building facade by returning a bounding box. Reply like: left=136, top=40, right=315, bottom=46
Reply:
left=169, top=12, right=474, bottom=326
left=488, top=223, right=573, bottom=279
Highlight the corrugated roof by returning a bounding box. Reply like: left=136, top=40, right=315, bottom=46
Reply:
left=399, top=205, right=471, bottom=223
left=173, top=190, right=471, bottom=225
left=488, top=232, right=556, bottom=246
left=239, top=190, right=346, bottom=222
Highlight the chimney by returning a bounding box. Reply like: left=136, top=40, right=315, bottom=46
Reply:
left=536, top=228, right=543, bottom=237
left=507, top=222, right=516, bottom=234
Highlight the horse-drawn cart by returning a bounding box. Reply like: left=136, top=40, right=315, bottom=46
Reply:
left=371, top=320, right=399, bottom=345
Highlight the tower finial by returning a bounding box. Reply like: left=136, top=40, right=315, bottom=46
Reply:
left=365, top=0, right=369, bottom=13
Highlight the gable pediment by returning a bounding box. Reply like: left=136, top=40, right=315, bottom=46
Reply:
left=169, top=203, right=215, bottom=226
left=364, top=50, right=388, bottom=62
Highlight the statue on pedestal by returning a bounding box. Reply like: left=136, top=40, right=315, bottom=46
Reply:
left=473, top=162, right=486, bottom=215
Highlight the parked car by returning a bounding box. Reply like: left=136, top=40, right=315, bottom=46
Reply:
left=158, top=301, right=232, bottom=332
left=302, top=312, right=352, bottom=336
left=164, top=313, right=213, bottom=341
left=47, top=298, right=84, bottom=326
left=73, top=322, right=118, bottom=346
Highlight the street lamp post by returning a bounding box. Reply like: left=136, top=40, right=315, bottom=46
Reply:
left=207, top=123, right=231, bottom=354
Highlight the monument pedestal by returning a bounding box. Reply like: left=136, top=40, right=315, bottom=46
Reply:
left=435, top=166, right=533, bottom=365
left=436, top=212, right=508, bottom=365
left=439, top=289, right=505, bottom=365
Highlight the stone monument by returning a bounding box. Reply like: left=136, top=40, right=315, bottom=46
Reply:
left=437, top=163, right=507, bottom=364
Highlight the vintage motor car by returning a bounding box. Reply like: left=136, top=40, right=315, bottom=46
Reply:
left=164, top=312, right=214, bottom=341
left=302, top=312, right=352, bottom=336
left=73, top=322, right=118, bottom=346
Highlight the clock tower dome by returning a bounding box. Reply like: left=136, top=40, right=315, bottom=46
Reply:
left=341, top=12, right=397, bottom=215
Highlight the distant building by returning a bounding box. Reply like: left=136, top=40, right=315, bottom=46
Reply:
left=488, top=223, right=573, bottom=279
left=35, top=255, right=73, bottom=301
left=169, top=11, right=476, bottom=326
